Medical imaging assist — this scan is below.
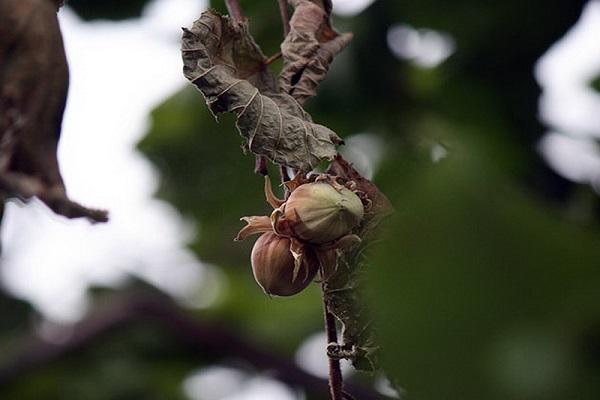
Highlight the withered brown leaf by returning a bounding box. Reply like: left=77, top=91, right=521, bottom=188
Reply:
left=279, top=0, right=353, bottom=104
left=181, top=10, right=342, bottom=172
left=0, top=0, right=107, bottom=223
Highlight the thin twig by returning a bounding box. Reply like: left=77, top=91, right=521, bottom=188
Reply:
left=264, top=52, right=282, bottom=66
left=322, top=284, right=344, bottom=400
left=277, top=0, right=291, bottom=37
left=225, top=0, right=244, bottom=21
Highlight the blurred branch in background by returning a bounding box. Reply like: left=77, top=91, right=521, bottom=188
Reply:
left=0, top=291, right=387, bottom=400
left=0, top=0, right=107, bottom=223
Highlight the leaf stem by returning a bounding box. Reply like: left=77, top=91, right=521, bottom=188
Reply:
left=264, top=51, right=282, bottom=65
left=322, top=284, right=344, bottom=400
left=225, top=0, right=244, bottom=21
left=277, top=0, right=291, bottom=37
left=279, top=165, right=291, bottom=198
left=224, top=0, right=266, bottom=179
left=254, top=156, right=268, bottom=176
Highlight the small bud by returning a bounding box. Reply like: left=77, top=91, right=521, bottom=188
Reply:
left=251, top=232, right=318, bottom=296
left=280, top=183, right=364, bottom=244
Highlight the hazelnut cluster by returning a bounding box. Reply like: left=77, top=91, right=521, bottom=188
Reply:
left=235, top=174, right=367, bottom=296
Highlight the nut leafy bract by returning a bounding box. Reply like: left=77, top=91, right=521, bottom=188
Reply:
left=182, top=10, right=343, bottom=171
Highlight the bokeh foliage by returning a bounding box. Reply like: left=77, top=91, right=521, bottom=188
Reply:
left=2, top=0, right=600, bottom=399
left=369, top=137, right=600, bottom=399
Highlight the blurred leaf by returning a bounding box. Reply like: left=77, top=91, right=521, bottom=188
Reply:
left=368, top=137, right=600, bottom=400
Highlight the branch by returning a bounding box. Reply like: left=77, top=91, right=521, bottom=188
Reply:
left=0, top=292, right=388, bottom=400
left=277, top=0, right=291, bottom=37
left=225, top=0, right=244, bottom=21
left=323, top=286, right=344, bottom=400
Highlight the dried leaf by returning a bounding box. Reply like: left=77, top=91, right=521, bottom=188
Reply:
left=323, top=155, right=392, bottom=371
left=182, top=10, right=342, bottom=171
left=0, top=0, right=107, bottom=223
left=280, top=0, right=353, bottom=104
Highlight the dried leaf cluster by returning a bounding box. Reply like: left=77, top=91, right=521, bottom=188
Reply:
left=0, top=0, right=107, bottom=222
left=182, top=8, right=345, bottom=171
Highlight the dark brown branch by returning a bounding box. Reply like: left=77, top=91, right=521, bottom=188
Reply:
left=277, top=0, right=291, bottom=37
left=225, top=1, right=265, bottom=180
left=225, top=0, right=244, bottom=21
left=323, top=285, right=344, bottom=400
left=0, top=292, right=387, bottom=400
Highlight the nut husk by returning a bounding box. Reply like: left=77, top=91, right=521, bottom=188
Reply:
left=251, top=232, right=318, bottom=296
left=280, top=182, right=364, bottom=244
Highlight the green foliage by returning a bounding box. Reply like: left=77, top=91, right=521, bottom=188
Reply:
left=369, top=136, right=600, bottom=399
left=591, top=75, right=600, bottom=93
left=140, top=87, right=264, bottom=268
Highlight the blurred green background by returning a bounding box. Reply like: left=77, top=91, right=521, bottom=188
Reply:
left=1, top=0, right=600, bottom=399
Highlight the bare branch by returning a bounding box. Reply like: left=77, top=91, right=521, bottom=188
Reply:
left=264, top=51, right=282, bottom=65
left=323, top=285, right=344, bottom=400
left=225, top=0, right=244, bottom=21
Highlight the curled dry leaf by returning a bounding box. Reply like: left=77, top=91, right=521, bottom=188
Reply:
left=0, top=0, right=107, bottom=223
left=182, top=10, right=343, bottom=171
left=322, top=155, right=393, bottom=371
left=279, top=0, right=353, bottom=104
